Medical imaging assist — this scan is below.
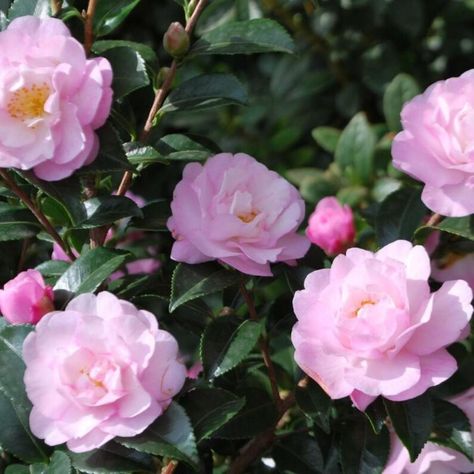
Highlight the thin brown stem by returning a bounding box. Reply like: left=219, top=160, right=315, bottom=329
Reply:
left=51, top=0, right=62, bottom=15
left=427, top=213, right=443, bottom=227
left=0, top=170, right=76, bottom=261
left=83, top=0, right=98, bottom=55
left=160, top=460, right=178, bottom=474
left=239, top=282, right=283, bottom=411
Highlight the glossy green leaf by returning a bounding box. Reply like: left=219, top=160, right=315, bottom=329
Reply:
left=155, top=134, right=219, bottom=161
left=93, top=0, right=141, bottom=37
left=124, top=143, right=167, bottom=167
left=0, top=205, right=41, bottom=241
left=128, top=200, right=169, bottom=232
left=190, top=19, right=294, bottom=56
left=161, top=74, right=248, bottom=113
left=384, top=393, right=434, bottom=462
left=54, top=247, right=129, bottom=294
left=311, top=126, right=341, bottom=153
left=295, top=379, right=332, bottom=433
left=169, top=262, right=241, bottom=312
left=436, top=216, right=474, bottom=241
left=92, top=40, right=157, bottom=64
left=200, top=315, right=262, bottom=379
left=8, top=0, right=50, bottom=18
left=118, top=403, right=199, bottom=469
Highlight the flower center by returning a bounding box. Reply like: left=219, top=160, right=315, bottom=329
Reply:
left=79, top=368, right=106, bottom=389
left=352, top=299, right=376, bottom=318
left=7, top=83, right=50, bottom=121
left=237, top=211, right=258, bottom=223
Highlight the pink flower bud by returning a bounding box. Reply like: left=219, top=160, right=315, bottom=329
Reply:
left=306, top=197, right=355, bottom=255
left=163, top=22, right=190, bottom=57
left=0, top=270, right=54, bottom=325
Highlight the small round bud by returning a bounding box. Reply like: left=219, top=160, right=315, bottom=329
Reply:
left=163, top=22, right=190, bottom=58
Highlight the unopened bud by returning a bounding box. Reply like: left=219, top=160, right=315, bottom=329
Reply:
left=163, top=22, right=190, bottom=58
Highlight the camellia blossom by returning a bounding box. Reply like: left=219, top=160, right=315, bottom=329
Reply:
left=392, top=70, right=474, bottom=217
left=291, top=240, right=473, bottom=411
left=167, top=153, right=310, bottom=276
left=384, top=388, right=474, bottom=473
left=306, top=196, right=355, bottom=255
left=23, top=292, right=186, bottom=452
left=0, top=16, right=112, bottom=180
left=0, top=269, right=53, bottom=325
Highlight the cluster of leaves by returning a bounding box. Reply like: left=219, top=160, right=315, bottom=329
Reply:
left=0, top=0, right=473, bottom=474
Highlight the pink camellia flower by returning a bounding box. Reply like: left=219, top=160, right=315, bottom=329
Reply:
left=392, top=70, right=474, bottom=217
left=384, top=388, right=474, bottom=473
left=0, top=269, right=53, bottom=324
left=109, top=258, right=161, bottom=281
left=0, top=16, right=112, bottom=181
left=167, top=153, right=310, bottom=276
left=23, top=291, right=186, bottom=452
left=291, top=240, right=473, bottom=411
left=306, top=197, right=355, bottom=255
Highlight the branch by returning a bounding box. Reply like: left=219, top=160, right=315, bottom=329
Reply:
left=160, top=460, right=178, bottom=474
left=83, top=0, right=98, bottom=55
left=115, top=0, right=209, bottom=198
left=426, top=213, right=443, bottom=227
left=51, top=0, right=62, bottom=15
left=0, top=169, right=76, bottom=261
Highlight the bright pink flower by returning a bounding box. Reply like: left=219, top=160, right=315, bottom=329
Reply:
left=23, top=291, right=186, bottom=452
left=168, top=153, right=310, bottom=276
left=306, top=197, right=355, bottom=255
left=384, top=388, right=474, bottom=473
left=0, top=16, right=112, bottom=181
left=291, top=240, right=473, bottom=411
left=392, top=70, right=474, bottom=217
left=0, top=269, right=53, bottom=324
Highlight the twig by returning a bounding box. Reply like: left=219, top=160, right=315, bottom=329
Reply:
left=83, top=0, right=98, bottom=55
left=0, top=170, right=76, bottom=261
left=51, top=0, right=62, bottom=15
left=239, top=282, right=283, bottom=411
left=161, top=460, right=178, bottom=474
left=115, top=0, right=209, bottom=199
left=426, top=213, right=442, bottom=227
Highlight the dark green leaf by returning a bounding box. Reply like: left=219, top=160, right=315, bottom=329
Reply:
left=124, top=143, right=167, bottom=167
left=376, top=187, right=427, bottom=246
left=170, top=262, right=241, bottom=312
left=92, top=40, right=157, bottom=64
left=335, top=112, right=376, bottom=184
left=54, top=247, right=129, bottom=294
left=128, top=200, right=169, bottom=232
left=431, top=399, right=472, bottom=461
left=161, top=74, right=248, bottom=113
left=100, top=47, right=149, bottom=99
left=155, top=134, right=219, bottom=161
left=190, top=19, right=294, bottom=56
left=35, top=260, right=70, bottom=285
left=436, top=216, right=474, bottom=241
left=273, top=433, right=324, bottom=474
left=93, top=0, right=141, bottom=37
left=295, top=379, right=332, bottom=433
left=311, top=126, right=341, bottom=153
left=200, top=315, right=262, bottom=379
left=78, top=196, right=143, bottom=229
left=180, top=388, right=245, bottom=442
left=0, top=206, right=41, bottom=241
left=340, top=418, right=390, bottom=474
left=8, top=0, right=50, bottom=18
left=384, top=393, right=434, bottom=462
left=383, top=74, right=420, bottom=132
left=68, top=442, right=154, bottom=474
left=118, top=403, right=199, bottom=469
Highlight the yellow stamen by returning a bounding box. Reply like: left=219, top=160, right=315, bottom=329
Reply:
left=237, top=211, right=257, bottom=223
left=7, top=83, right=50, bottom=121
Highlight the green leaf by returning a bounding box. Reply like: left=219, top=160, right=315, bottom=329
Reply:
left=0, top=321, right=47, bottom=463
left=128, top=200, right=169, bottom=232
left=273, top=433, right=324, bottom=474
left=383, top=74, right=420, bottom=132
left=0, top=206, right=41, bottom=241
left=376, top=187, right=427, bottom=246
left=155, top=134, right=219, bottom=161
left=190, top=19, right=295, bottom=56
left=68, top=442, right=154, bottom=474
left=8, top=0, right=50, bottom=18
left=124, top=143, right=167, bottom=168
left=93, top=0, right=141, bottom=37
left=100, top=47, right=149, bottom=99
left=311, top=126, right=341, bottom=153
left=340, top=418, right=390, bottom=474
left=169, top=262, right=241, bottom=313
left=200, top=315, right=262, bottom=379
left=54, top=247, right=129, bottom=294
left=46, top=452, right=71, bottom=474
left=384, top=393, right=434, bottom=462
left=436, top=216, right=474, bottom=241
left=335, top=112, right=376, bottom=184
left=161, top=74, right=248, bottom=113
left=118, top=403, right=199, bottom=469
left=92, top=40, right=157, bottom=64
left=78, top=196, right=143, bottom=229
left=431, top=399, right=473, bottom=461
left=295, top=379, right=332, bottom=433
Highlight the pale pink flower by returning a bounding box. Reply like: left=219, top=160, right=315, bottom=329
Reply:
left=306, top=197, right=355, bottom=255
left=291, top=240, right=473, bottom=411
left=23, top=291, right=186, bottom=452
left=392, top=70, right=474, bottom=216
left=384, top=388, right=474, bottom=473
left=168, top=153, right=310, bottom=276
left=110, top=258, right=161, bottom=281
left=0, top=16, right=112, bottom=180
left=0, top=269, right=53, bottom=324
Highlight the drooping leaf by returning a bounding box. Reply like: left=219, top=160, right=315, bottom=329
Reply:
left=190, top=19, right=295, bottom=56
left=93, top=0, right=141, bottom=37
left=161, top=74, right=248, bottom=113
left=170, top=262, right=241, bottom=313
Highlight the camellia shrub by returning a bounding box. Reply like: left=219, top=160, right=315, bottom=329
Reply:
left=0, top=0, right=473, bottom=473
